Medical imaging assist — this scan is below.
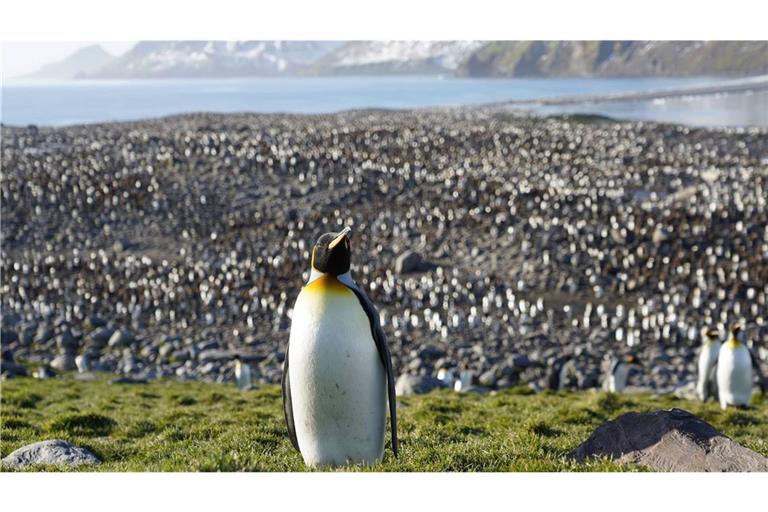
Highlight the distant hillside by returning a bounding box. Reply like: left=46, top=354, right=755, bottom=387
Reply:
left=84, top=41, right=343, bottom=78
left=309, top=41, right=483, bottom=75
left=24, top=41, right=768, bottom=80
left=457, top=41, right=768, bottom=77
left=23, top=45, right=114, bottom=80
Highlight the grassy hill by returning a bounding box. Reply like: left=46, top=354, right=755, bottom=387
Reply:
left=1, top=375, right=766, bottom=471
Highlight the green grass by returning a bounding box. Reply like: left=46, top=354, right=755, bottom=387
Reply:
left=1, top=375, right=766, bottom=471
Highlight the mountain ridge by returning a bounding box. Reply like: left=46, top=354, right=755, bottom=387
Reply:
left=22, top=41, right=768, bottom=80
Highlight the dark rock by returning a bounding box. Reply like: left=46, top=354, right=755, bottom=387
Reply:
left=510, top=354, right=532, bottom=368
left=109, top=376, right=148, bottom=384
left=170, top=349, right=190, bottom=363
left=35, top=324, right=55, bottom=344
left=108, top=329, right=134, bottom=348
left=89, top=326, right=116, bottom=347
left=196, top=340, right=220, bottom=352
left=395, top=250, right=423, bottom=274
left=1, top=329, right=19, bottom=344
left=478, top=369, right=498, bottom=387
left=198, top=349, right=231, bottom=362
left=570, top=408, right=768, bottom=472
left=19, top=323, right=36, bottom=345
left=86, top=316, right=107, bottom=328
left=1, top=353, right=28, bottom=378
left=1, top=439, right=100, bottom=469
left=417, top=344, right=447, bottom=361
left=50, top=353, right=76, bottom=372
left=496, top=376, right=517, bottom=389
left=56, top=329, right=78, bottom=351
left=2, top=312, right=21, bottom=328
left=395, top=374, right=445, bottom=396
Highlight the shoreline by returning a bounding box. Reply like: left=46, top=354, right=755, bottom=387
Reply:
left=2, top=75, right=767, bottom=130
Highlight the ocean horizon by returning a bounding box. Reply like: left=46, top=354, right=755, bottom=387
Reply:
left=3, top=75, right=767, bottom=128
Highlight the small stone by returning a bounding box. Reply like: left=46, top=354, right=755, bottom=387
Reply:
left=198, top=349, right=231, bottom=362
left=2, top=439, right=100, bottom=469
left=109, top=376, right=148, bottom=384
left=89, top=326, right=117, bottom=347
left=170, top=350, right=190, bottom=363
left=395, top=374, right=445, bottom=396
left=35, top=324, right=55, bottom=344
left=50, top=353, right=76, bottom=372
left=417, top=345, right=447, bottom=360
left=478, top=369, right=498, bottom=387
left=108, top=329, right=134, bottom=348
left=1, top=329, right=19, bottom=344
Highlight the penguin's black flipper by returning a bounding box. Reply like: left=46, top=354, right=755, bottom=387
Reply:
left=281, top=345, right=300, bottom=452
left=348, top=285, right=399, bottom=458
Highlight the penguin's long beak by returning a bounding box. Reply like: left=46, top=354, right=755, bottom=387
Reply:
left=328, top=227, right=351, bottom=249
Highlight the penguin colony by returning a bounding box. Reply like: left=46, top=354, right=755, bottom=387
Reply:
left=2, top=111, right=767, bottom=395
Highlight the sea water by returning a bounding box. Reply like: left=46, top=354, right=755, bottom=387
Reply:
left=2, top=76, right=766, bottom=128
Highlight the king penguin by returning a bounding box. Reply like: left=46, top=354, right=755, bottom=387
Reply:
left=234, top=355, right=253, bottom=390
left=601, top=354, right=641, bottom=393
left=717, top=323, right=753, bottom=409
left=695, top=327, right=721, bottom=402
left=282, top=226, right=398, bottom=467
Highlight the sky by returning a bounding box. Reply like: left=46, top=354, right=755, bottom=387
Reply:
left=1, top=42, right=136, bottom=78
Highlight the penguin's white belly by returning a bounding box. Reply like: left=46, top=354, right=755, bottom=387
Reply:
left=288, top=277, right=386, bottom=467
left=716, top=344, right=752, bottom=409
left=607, top=364, right=629, bottom=392
left=696, top=343, right=720, bottom=400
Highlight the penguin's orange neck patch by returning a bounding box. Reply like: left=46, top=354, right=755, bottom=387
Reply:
left=726, top=337, right=741, bottom=349
left=304, top=274, right=350, bottom=295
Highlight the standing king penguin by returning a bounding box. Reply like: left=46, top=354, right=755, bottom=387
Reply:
left=282, top=227, right=398, bottom=467
left=696, top=327, right=721, bottom=402
left=602, top=354, right=641, bottom=393
left=717, top=323, right=753, bottom=409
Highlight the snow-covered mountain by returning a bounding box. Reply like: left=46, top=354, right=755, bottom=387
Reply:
left=25, top=41, right=768, bottom=80
left=84, top=41, right=343, bottom=78
left=23, top=45, right=115, bottom=80
left=311, top=41, right=483, bottom=75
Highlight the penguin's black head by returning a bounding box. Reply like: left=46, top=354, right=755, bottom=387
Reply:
left=311, top=227, right=351, bottom=276
left=624, top=354, right=642, bottom=367
left=705, top=328, right=719, bottom=338
left=730, top=323, right=743, bottom=335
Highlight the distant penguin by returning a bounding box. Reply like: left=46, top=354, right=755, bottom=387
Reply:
left=547, top=357, right=578, bottom=391
left=696, top=327, right=721, bottom=401
left=33, top=365, right=55, bottom=379
left=75, top=352, right=91, bottom=373
left=602, top=354, right=640, bottom=392
left=717, top=323, right=753, bottom=409
left=282, top=227, right=397, bottom=467
left=454, top=369, right=474, bottom=392
left=234, top=355, right=253, bottom=390
left=436, top=367, right=456, bottom=388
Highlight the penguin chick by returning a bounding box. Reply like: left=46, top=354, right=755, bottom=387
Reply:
left=717, top=323, right=753, bottom=409
left=696, top=328, right=721, bottom=402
